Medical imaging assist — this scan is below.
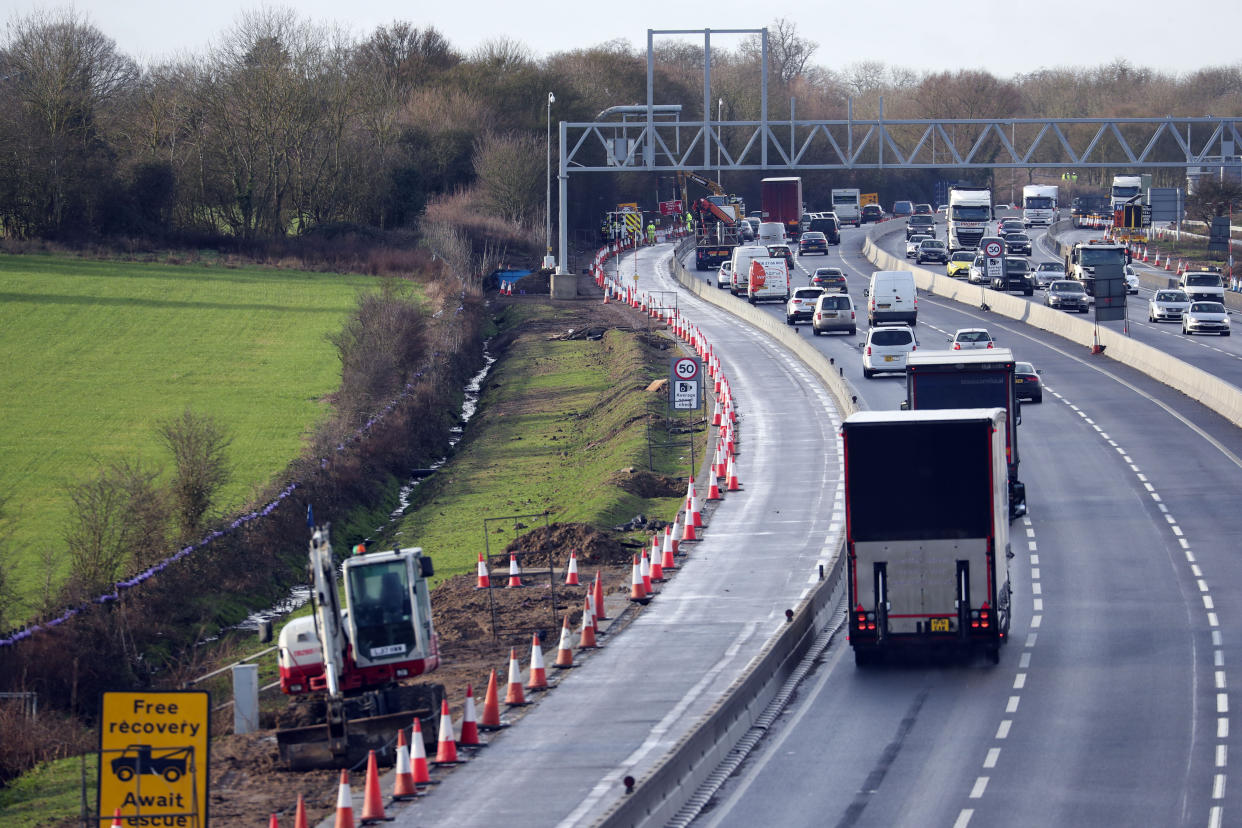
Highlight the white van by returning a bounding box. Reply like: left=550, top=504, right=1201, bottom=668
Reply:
left=757, top=222, right=786, bottom=246
left=865, top=270, right=917, bottom=327
left=730, top=245, right=768, bottom=296
left=745, top=257, right=790, bottom=305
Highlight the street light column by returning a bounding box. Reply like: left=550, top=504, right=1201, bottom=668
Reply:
left=545, top=91, right=556, bottom=270
left=717, top=98, right=723, bottom=187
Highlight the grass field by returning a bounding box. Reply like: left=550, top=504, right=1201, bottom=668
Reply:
left=0, top=254, right=382, bottom=614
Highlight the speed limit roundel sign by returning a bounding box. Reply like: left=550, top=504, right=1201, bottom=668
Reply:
left=673, top=357, right=699, bottom=380
left=984, top=240, right=1003, bottom=258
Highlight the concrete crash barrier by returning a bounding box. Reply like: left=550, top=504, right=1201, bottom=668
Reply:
left=863, top=220, right=1242, bottom=429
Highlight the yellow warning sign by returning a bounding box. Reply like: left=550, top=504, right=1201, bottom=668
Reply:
left=98, top=691, right=209, bottom=827
left=861, top=192, right=879, bottom=207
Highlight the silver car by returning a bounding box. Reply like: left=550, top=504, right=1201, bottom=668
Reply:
left=811, top=293, right=857, bottom=336
left=1033, top=262, right=1066, bottom=289
left=1183, top=301, right=1231, bottom=336
left=1045, top=280, right=1089, bottom=313
left=716, top=261, right=732, bottom=289
left=1148, top=289, right=1190, bottom=322
left=905, top=235, right=932, bottom=258
left=968, top=255, right=987, bottom=284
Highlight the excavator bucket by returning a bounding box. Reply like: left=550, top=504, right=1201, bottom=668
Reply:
left=276, top=683, right=444, bottom=771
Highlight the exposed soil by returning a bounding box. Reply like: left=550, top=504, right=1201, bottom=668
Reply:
left=203, top=267, right=681, bottom=826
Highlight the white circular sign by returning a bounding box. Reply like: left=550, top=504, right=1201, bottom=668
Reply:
left=673, top=357, right=699, bottom=380
left=984, top=241, right=1003, bottom=258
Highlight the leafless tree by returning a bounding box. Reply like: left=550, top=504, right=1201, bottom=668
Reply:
left=158, top=410, right=231, bottom=542
left=473, top=131, right=545, bottom=225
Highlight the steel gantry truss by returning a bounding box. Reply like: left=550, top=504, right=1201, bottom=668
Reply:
left=552, top=26, right=1242, bottom=269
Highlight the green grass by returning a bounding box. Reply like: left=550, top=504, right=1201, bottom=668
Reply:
left=0, top=752, right=96, bottom=827
left=0, top=254, right=383, bottom=613
left=383, top=303, right=703, bottom=584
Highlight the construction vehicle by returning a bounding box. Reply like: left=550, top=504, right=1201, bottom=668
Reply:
left=678, top=171, right=747, bottom=270
left=1066, top=238, right=1128, bottom=296
left=275, top=527, right=444, bottom=770
left=845, top=409, right=1013, bottom=666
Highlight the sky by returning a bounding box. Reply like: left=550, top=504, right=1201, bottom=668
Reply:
left=6, top=0, right=1242, bottom=78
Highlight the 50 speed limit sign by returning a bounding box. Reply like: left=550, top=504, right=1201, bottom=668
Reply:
left=669, top=357, right=702, bottom=409
left=671, top=357, right=699, bottom=381
left=983, top=240, right=1003, bottom=258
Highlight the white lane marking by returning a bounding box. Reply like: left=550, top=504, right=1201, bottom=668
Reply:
left=983, top=748, right=1000, bottom=769
left=954, top=811, right=973, bottom=828
left=1007, top=696, right=1020, bottom=713
left=970, top=777, right=988, bottom=798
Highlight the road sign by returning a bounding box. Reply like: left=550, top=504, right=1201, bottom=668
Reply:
left=99, top=690, right=209, bottom=827
left=671, top=356, right=700, bottom=381
left=659, top=199, right=684, bottom=216
left=673, top=380, right=699, bottom=410
left=983, top=240, right=1003, bottom=258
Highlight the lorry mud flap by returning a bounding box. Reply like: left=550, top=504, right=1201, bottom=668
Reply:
left=1009, top=480, right=1027, bottom=520
left=956, top=560, right=971, bottom=641
left=874, top=562, right=888, bottom=642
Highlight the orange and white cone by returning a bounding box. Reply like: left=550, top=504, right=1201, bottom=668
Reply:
left=689, top=487, right=703, bottom=527
left=526, top=633, right=548, bottom=690
left=650, top=544, right=665, bottom=582
left=707, top=459, right=723, bottom=500
left=111, top=810, right=123, bottom=827
left=593, top=571, right=608, bottom=621
left=409, top=718, right=433, bottom=783
left=684, top=476, right=697, bottom=511
left=333, top=769, right=355, bottom=828
left=294, top=794, right=309, bottom=828
left=564, top=550, right=580, bottom=585
left=640, top=550, right=653, bottom=594
left=682, top=508, right=698, bottom=541
left=459, top=684, right=483, bottom=747
left=270, top=815, right=280, bottom=828
left=662, top=526, right=677, bottom=571
left=507, top=555, right=523, bottom=588
left=392, top=729, right=420, bottom=799
left=432, top=699, right=462, bottom=765
left=359, top=750, right=387, bottom=824
left=629, top=555, right=649, bottom=603
left=475, top=552, right=490, bottom=589
left=504, top=648, right=528, bottom=706
left=712, top=397, right=722, bottom=426
left=650, top=533, right=662, bottom=569
left=670, top=514, right=683, bottom=556
left=479, top=668, right=507, bottom=730
left=553, top=614, right=576, bottom=668
left=726, top=452, right=741, bottom=491
left=580, top=597, right=600, bottom=648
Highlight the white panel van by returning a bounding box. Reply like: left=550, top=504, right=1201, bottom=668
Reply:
left=745, top=257, right=790, bottom=305
left=865, top=271, right=917, bottom=327
left=757, top=222, right=786, bottom=246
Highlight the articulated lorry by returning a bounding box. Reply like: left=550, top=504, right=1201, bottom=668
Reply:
left=1022, top=184, right=1058, bottom=227
left=761, top=177, right=803, bottom=240
left=903, top=349, right=1026, bottom=521
left=845, top=409, right=1012, bottom=666
left=830, top=188, right=862, bottom=226
left=947, top=186, right=992, bottom=252
left=1110, top=174, right=1144, bottom=214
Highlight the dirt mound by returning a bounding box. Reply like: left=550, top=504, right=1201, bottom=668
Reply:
left=611, top=469, right=684, bottom=499
left=499, top=522, right=630, bottom=567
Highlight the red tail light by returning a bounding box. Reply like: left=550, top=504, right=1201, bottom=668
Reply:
left=953, top=342, right=961, bottom=350
left=986, top=342, right=994, bottom=348
left=866, top=346, right=872, bottom=355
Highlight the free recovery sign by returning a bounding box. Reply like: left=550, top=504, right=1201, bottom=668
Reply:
left=98, top=690, right=209, bottom=827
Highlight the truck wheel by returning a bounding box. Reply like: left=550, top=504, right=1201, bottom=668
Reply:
left=986, top=646, right=1001, bottom=665
left=854, top=648, right=875, bottom=667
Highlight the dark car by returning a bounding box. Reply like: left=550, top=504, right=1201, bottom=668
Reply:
left=799, top=231, right=829, bottom=255
left=810, top=267, right=848, bottom=292
left=1014, top=361, right=1043, bottom=403
left=916, top=238, right=949, bottom=264
left=892, top=200, right=914, bottom=217
left=905, top=214, right=937, bottom=240
left=861, top=204, right=884, bottom=223
left=1005, top=233, right=1032, bottom=255
left=767, top=244, right=795, bottom=269
left=807, top=215, right=841, bottom=244
left=996, top=218, right=1024, bottom=237
left=991, top=257, right=1035, bottom=295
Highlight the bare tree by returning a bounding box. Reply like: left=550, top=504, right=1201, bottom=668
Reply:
left=1188, top=177, right=1242, bottom=223
left=473, top=131, right=544, bottom=225
left=158, top=410, right=231, bottom=541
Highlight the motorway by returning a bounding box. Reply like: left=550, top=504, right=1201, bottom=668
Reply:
left=686, top=222, right=1242, bottom=827
left=376, top=218, right=1242, bottom=827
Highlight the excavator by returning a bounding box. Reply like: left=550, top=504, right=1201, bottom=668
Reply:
left=677, top=171, right=748, bottom=271
left=275, top=526, right=445, bottom=770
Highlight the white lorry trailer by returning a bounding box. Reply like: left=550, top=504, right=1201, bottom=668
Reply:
left=1022, top=184, right=1058, bottom=227
left=947, top=186, right=992, bottom=253
left=1110, top=175, right=1143, bottom=213
left=830, top=188, right=862, bottom=227
left=844, top=409, right=1012, bottom=665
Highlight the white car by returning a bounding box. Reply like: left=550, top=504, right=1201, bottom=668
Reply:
left=861, top=325, right=916, bottom=378
left=968, top=255, right=987, bottom=284
left=905, top=235, right=932, bottom=258
left=948, top=328, right=995, bottom=350
left=1183, top=301, right=1231, bottom=336
left=786, top=286, right=825, bottom=325
left=716, top=261, right=732, bottom=289
left=1148, top=289, right=1190, bottom=322
left=1124, top=265, right=1139, bottom=295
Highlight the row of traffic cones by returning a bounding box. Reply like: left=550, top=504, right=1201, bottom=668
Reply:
left=473, top=550, right=586, bottom=588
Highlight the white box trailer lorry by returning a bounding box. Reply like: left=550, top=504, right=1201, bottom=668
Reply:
left=1110, top=174, right=1143, bottom=213
left=830, top=188, right=862, bottom=226
left=947, top=187, right=992, bottom=252
left=1022, top=184, right=1058, bottom=227
left=844, top=409, right=1012, bottom=666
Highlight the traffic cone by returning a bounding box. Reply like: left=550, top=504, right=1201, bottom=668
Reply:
left=359, top=750, right=387, bottom=824
left=689, top=487, right=703, bottom=527
left=682, top=507, right=698, bottom=541
left=409, top=719, right=434, bottom=783
left=640, top=550, right=653, bottom=594
left=684, top=475, right=697, bottom=510
left=333, top=769, right=355, bottom=828
left=593, top=571, right=608, bottom=621
left=650, top=544, right=665, bottom=582
left=670, top=514, right=683, bottom=556
left=662, top=527, right=676, bottom=571
left=459, top=684, right=483, bottom=747
left=504, top=648, right=528, bottom=706
left=474, top=552, right=490, bottom=589
left=1165, top=255, right=1174, bottom=272
left=432, top=699, right=462, bottom=765
left=506, top=554, right=523, bottom=588
left=603, top=289, right=611, bottom=304
left=1177, top=259, right=1185, bottom=275
left=294, top=795, right=309, bottom=828
left=1142, top=246, right=1149, bottom=262
left=271, top=815, right=280, bottom=828
left=392, top=729, right=420, bottom=799
left=479, top=669, right=507, bottom=730
left=650, top=533, right=662, bottom=568
left=585, top=590, right=600, bottom=635
left=707, top=457, right=723, bottom=501
left=564, top=550, right=580, bottom=586
left=526, top=633, right=548, bottom=690
left=712, top=397, right=722, bottom=426
left=553, top=614, right=576, bottom=668
left=1153, top=251, right=1161, bottom=268
left=726, top=453, right=741, bottom=491
left=111, top=810, right=123, bottom=827
left=580, top=597, right=600, bottom=648
left=629, top=555, right=649, bottom=603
